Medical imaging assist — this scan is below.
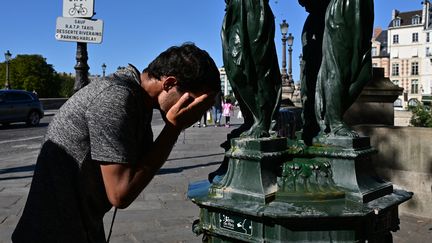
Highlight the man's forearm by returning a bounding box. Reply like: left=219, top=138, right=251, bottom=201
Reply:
left=138, top=124, right=181, bottom=175
left=126, top=124, right=182, bottom=204
left=101, top=124, right=181, bottom=208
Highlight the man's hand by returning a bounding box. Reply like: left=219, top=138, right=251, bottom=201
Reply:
left=165, top=92, right=215, bottom=130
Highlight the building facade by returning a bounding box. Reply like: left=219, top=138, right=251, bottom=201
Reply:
left=219, top=67, right=233, bottom=96
left=387, top=0, right=432, bottom=108
left=372, top=28, right=390, bottom=78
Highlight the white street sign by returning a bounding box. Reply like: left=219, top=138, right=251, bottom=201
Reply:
left=63, top=0, right=94, bottom=18
left=55, top=17, right=103, bottom=44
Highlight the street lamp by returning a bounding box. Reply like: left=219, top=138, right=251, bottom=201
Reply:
left=287, top=33, right=294, bottom=87
left=280, top=20, right=289, bottom=85
left=102, top=63, right=107, bottom=78
left=4, top=50, right=12, bottom=90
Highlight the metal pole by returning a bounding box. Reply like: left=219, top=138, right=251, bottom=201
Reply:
left=5, top=59, right=10, bottom=90
left=288, top=46, right=293, bottom=86
left=74, top=42, right=90, bottom=93
left=102, top=63, right=106, bottom=78
left=281, top=35, right=288, bottom=85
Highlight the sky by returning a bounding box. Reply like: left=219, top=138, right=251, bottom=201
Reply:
left=0, top=0, right=424, bottom=82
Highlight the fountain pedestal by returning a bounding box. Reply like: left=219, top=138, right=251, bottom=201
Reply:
left=188, top=136, right=412, bottom=242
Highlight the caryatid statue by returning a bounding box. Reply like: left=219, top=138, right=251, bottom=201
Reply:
left=221, top=0, right=282, bottom=138
left=306, top=0, right=374, bottom=139
left=299, top=0, right=331, bottom=145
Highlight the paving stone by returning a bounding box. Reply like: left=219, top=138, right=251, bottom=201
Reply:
left=0, top=196, right=20, bottom=208
left=0, top=111, right=429, bottom=242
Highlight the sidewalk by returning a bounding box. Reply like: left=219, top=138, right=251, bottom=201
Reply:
left=0, top=111, right=431, bottom=242
left=43, top=109, right=57, bottom=117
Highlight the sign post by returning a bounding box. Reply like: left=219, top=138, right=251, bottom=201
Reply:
left=55, top=17, right=103, bottom=44
left=63, top=0, right=94, bottom=18
left=56, top=0, right=103, bottom=92
left=74, top=42, right=89, bottom=93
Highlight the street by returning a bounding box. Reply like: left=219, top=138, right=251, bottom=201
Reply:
left=0, top=116, right=52, bottom=183
left=0, top=109, right=167, bottom=180
left=0, top=110, right=430, bottom=242
left=0, top=110, right=229, bottom=242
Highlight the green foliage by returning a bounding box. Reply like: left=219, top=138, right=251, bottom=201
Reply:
left=408, top=100, right=420, bottom=111
left=410, top=104, right=432, bottom=127
left=224, top=93, right=236, bottom=104
left=0, top=54, right=74, bottom=98
left=56, top=73, right=75, bottom=98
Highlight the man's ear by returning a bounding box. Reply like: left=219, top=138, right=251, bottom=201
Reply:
left=162, top=76, right=177, bottom=92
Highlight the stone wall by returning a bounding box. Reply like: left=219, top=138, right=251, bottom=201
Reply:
left=354, top=125, right=432, bottom=218
left=394, top=110, right=412, bottom=127
left=344, top=67, right=403, bottom=126
left=39, top=98, right=68, bottom=110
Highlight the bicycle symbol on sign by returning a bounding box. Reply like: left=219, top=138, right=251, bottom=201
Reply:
left=69, top=3, right=88, bottom=16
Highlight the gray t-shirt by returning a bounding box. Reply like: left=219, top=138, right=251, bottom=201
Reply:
left=12, top=65, right=153, bottom=243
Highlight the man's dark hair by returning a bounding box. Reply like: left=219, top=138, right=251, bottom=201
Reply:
left=144, top=43, right=221, bottom=93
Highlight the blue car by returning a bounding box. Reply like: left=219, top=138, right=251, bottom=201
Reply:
left=0, top=89, right=44, bottom=126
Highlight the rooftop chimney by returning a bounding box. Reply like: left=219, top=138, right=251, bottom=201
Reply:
left=423, top=0, right=431, bottom=28
left=373, top=27, right=383, bottom=40
left=392, top=9, right=399, bottom=20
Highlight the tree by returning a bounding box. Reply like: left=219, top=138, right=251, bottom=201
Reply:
left=0, top=54, right=62, bottom=97
left=410, top=104, right=432, bottom=127
left=56, top=73, right=75, bottom=98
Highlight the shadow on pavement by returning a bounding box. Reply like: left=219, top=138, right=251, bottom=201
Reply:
left=0, top=123, right=49, bottom=130
left=0, top=164, right=36, bottom=174
left=0, top=152, right=224, bottom=177
left=0, top=164, right=36, bottom=181
left=167, top=153, right=225, bottom=161
left=158, top=161, right=221, bottom=175
left=0, top=175, right=33, bottom=181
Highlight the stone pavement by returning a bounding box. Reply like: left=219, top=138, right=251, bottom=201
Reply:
left=0, top=111, right=431, bottom=242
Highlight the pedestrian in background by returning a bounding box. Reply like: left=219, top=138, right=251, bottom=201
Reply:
left=222, top=98, right=234, bottom=127
left=196, top=110, right=209, bottom=127
left=212, top=92, right=223, bottom=126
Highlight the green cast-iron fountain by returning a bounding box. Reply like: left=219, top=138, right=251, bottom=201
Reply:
left=188, top=0, right=412, bottom=242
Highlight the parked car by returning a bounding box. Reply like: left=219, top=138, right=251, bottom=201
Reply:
left=0, top=89, right=44, bottom=126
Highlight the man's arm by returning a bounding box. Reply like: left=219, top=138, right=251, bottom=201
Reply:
left=100, top=92, right=214, bottom=209
left=100, top=124, right=180, bottom=208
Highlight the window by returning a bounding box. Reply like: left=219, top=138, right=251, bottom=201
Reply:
left=427, top=33, right=430, bottom=42
left=371, top=47, right=378, bottom=56
left=392, top=63, right=400, bottom=76
left=408, top=99, right=419, bottom=107
left=394, top=99, right=403, bottom=107
left=411, top=79, right=419, bottom=94
left=220, top=76, right=226, bottom=87
left=412, top=33, right=419, bottom=43
left=427, top=47, right=431, bottom=56
left=391, top=49, right=399, bottom=58
left=411, top=62, right=419, bottom=75
left=5, top=93, right=32, bottom=102
left=394, top=18, right=401, bottom=27
left=372, top=63, right=378, bottom=67
left=392, top=80, right=400, bottom=86
left=393, top=34, right=399, bottom=44
left=412, top=16, right=421, bottom=25
left=412, top=48, right=419, bottom=57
